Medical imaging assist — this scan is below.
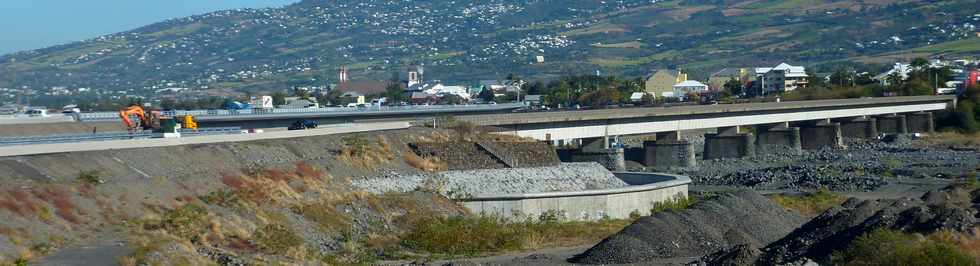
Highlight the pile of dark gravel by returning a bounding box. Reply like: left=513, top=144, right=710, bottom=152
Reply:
left=570, top=190, right=806, bottom=264
left=702, top=185, right=980, bottom=265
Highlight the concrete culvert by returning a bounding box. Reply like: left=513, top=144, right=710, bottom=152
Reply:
left=569, top=190, right=805, bottom=264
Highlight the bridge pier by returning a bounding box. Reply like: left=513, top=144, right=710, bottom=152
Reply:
left=704, top=126, right=755, bottom=160
left=755, top=122, right=802, bottom=155
left=876, top=114, right=908, bottom=134
left=643, top=131, right=696, bottom=169
left=837, top=117, right=878, bottom=139
left=906, top=112, right=934, bottom=133
left=572, top=137, right=626, bottom=171
left=799, top=119, right=844, bottom=150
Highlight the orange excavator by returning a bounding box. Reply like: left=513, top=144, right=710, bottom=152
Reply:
left=118, top=104, right=150, bottom=131
left=119, top=104, right=198, bottom=132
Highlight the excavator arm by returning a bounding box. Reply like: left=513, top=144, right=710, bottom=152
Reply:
left=118, top=105, right=146, bottom=130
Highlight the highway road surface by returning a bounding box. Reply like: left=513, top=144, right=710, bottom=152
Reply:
left=0, top=121, right=410, bottom=157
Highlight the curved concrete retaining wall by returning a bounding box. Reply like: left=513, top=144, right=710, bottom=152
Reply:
left=460, top=172, right=690, bottom=221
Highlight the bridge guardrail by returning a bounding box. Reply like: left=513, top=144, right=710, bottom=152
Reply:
left=76, top=103, right=523, bottom=122
left=0, top=127, right=244, bottom=147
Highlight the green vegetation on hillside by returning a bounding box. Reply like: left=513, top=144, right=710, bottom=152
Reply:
left=2, top=0, right=978, bottom=103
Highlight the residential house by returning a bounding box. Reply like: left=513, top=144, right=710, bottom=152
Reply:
left=755, top=63, right=809, bottom=94
left=672, top=80, right=710, bottom=99
left=524, top=95, right=543, bottom=107
left=333, top=80, right=399, bottom=98
left=423, top=84, right=471, bottom=99
left=280, top=97, right=319, bottom=109
left=872, top=62, right=911, bottom=86
left=480, top=80, right=520, bottom=97
left=708, top=68, right=751, bottom=90
left=645, top=69, right=687, bottom=98
left=411, top=92, right=437, bottom=105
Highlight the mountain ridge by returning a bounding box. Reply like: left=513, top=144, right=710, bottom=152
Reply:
left=1, top=0, right=978, bottom=99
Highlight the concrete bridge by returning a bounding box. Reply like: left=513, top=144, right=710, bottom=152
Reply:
left=454, top=96, right=956, bottom=170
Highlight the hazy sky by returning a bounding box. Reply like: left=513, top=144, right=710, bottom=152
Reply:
left=0, top=0, right=299, bottom=55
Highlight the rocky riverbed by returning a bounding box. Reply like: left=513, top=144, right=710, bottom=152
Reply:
left=642, top=135, right=980, bottom=192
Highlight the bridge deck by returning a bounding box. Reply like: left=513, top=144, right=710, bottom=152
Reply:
left=458, top=96, right=955, bottom=126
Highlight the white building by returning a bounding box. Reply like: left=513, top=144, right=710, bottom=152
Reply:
left=672, top=80, right=710, bottom=98
left=423, top=84, right=471, bottom=99
left=756, top=63, right=809, bottom=93
left=872, top=62, right=911, bottom=86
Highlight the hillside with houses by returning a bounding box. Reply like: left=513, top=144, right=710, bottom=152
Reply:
left=0, top=0, right=978, bottom=107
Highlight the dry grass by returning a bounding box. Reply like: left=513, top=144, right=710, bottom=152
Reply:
left=930, top=228, right=980, bottom=262
left=769, top=188, right=847, bottom=217
left=0, top=190, right=45, bottom=220
left=403, top=151, right=448, bottom=172
left=336, top=135, right=397, bottom=170
left=919, top=132, right=980, bottom=148
left=31, top=186, right=82, bottom=224
left=402, top=214, right=633, bottom=256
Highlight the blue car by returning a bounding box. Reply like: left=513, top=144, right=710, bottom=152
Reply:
left=288, top=119, right=318, bottom=130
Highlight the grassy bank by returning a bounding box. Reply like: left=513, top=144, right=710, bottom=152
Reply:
left=768, top=188, right=846, bottom=217
left=833, top=228, right=980, bottom=265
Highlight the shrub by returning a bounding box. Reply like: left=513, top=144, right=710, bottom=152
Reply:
left=401, top=214, right=632, bottom=256
left=291, top=202, right=350, bottom=233
left=832, top=228, right=975, bottom=266
left=401, top=215, right=524, bottom=255
left=651, top=194, right=695, bottom=214
left=449, top=121, right=481, bottom=141
left=77, top=170, right=103, bottom=185
left=254, top=223, right=304, bottom=255
left=160, top=204, right=208, bottom=239
left=769, top=187, right=845, bottom=217
left=403, top=151, right=447, bottom=172
left=342, top=135, right=370, bottom=156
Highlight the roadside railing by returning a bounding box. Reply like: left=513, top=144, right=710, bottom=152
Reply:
left=0, top=126, right=244, bottom=147
left=75, top=103, right=523, bottom=122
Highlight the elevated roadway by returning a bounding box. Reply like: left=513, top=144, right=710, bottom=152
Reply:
left=455, top=96, right=955, bottom=140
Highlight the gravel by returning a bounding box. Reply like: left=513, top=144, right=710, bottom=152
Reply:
left=673, top=136, right=980, bottom=192
left=351, top=162, right=628, bottom=197
left=570, top=190, right=806, bottom=264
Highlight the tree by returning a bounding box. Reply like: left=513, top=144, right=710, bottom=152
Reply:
left=955, top=100, right=979, bottom=133
left=384, top=83, right=407, bottom=104
left=911, top=57, right=929, bottom=69
left=478, top=87, right=495, bottom=102
left=292, top=88, right=310, bottom=99
left=272, top=91, right=288, bottom=106
left=829, top=67, right=856, bottom=87
left=723, top=78, right=743, bottom=97
left=438, top=94, right=464, bottom=105
left=578, top=87, right=620, bottom=107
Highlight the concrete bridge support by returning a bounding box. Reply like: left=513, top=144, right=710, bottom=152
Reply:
left=643, top=131, right=696, bottom=169
left=799, top=119, right=844, bottom=150
left=574, top=137, right=626, bottom=171
left=876, top=114, right=908, bottom=134
left=906, top=112, right=934, bottom=133
left=837, top=117, right=878, bottom=139
left=704, top=126, right=755, bottom=160
left=755, top=122, right=802, bottom=155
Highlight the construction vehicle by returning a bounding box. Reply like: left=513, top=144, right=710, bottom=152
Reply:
left=118, top=104, right=197, bottom=133
left=118, top=104, right=151, bottom=131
